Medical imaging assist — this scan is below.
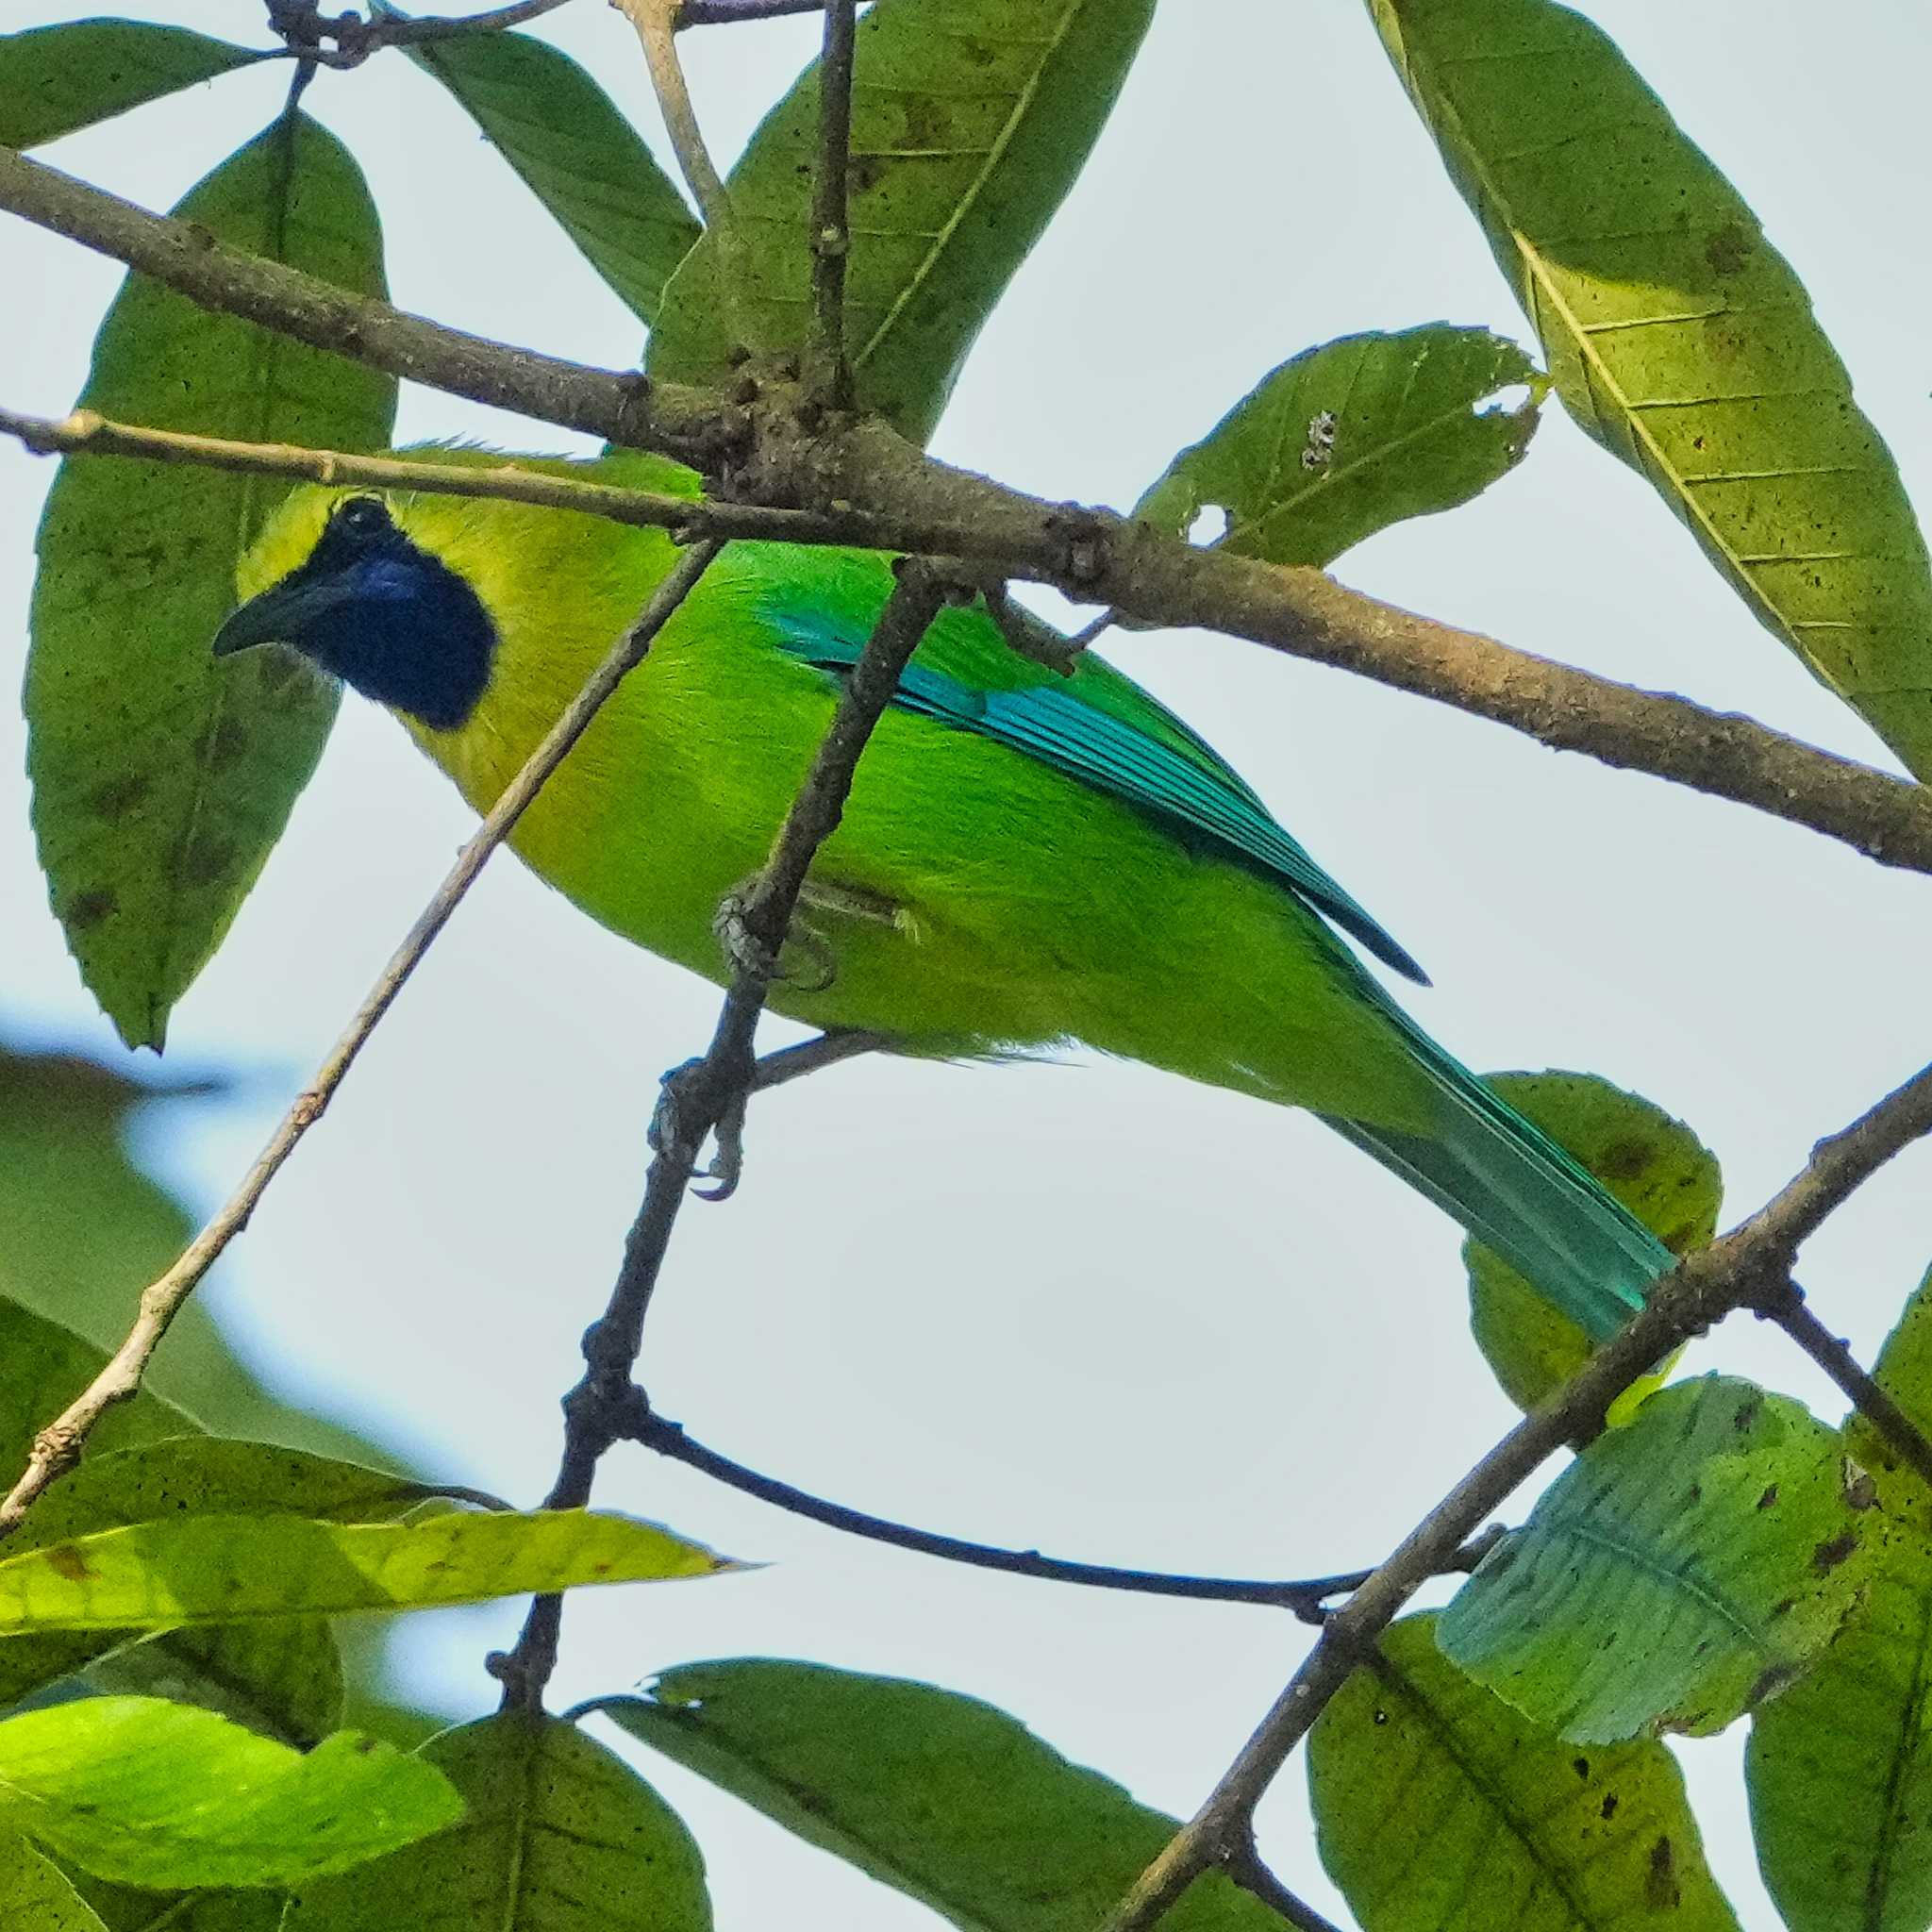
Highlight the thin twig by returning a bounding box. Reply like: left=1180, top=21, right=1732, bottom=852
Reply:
left=0, top=540, right=724, bottom=1541
left=805, top=0, right=857, bottom=410
left=1222, top=1833, right=1346, bottom=1932
left=1763, top=1277, right=1932, bottom=1489
left=8, top=147, right=1932, bottom=874
left=677, top=0, right=826, bottom=24
left=615, top=0, right=736, bottom=232
left=266, top=0, right=578, bottom=66
left=1099, top=1058, right=1932, bottom=1932
left=631, top=1410, right=1504, bottom=1621
left=491, top=561, right=949, bottom=1711
left=0, top=408, right=896, bottom=547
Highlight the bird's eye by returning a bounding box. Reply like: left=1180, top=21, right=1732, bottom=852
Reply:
left=334, top=496, right=390, bottom=541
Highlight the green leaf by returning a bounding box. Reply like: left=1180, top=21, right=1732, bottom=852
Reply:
left=286, top=1713, right=709, bottom=1929
left=80, top=1624, right=342, bottom=1754
left=1466, top=1073, right=1720, bottom=1412
left=1136, top=325, right=1545, bottom=568
left=0, top=1047, right=406, bottom=1465
left=1845, top=1260, right=1932, bottom=1511
left=1309, top=1613, right=1740, bottom=1931
left=595, top=1661, right=1285, bottom=1931
left=0, top=1697, right=461, bottom=1890
left=0, top=1508, right=731, bottom=1633
left=402, top=25, right=697, bottom=326
left=0, top=20, right=262, bottom=151
left=0, top=1427, right=439, bottom=1737
left=75, top=1879, right=283, bottom=1932
left=1745, top=1510, right=1932, bottom=1932
left=0, top=1836, right=111, bottom=1931
left=1440, top=1375, right=1870, bottom=1742
left=648, top=0, right=1155, bottom=443
left=26, top=112, right=395, bottom=1048
left=0, top=1298, right=192, bottom=1481
left=1368, top=0, right=1932, bottom=779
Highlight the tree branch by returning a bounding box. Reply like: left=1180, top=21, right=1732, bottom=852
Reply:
left=6, top=142, right=1929, bottom=875
left=615, top=0, right=736, bottom=235
left=676, top=0, right=826, bottom=23
left=629, top=1409, right=1504, bottom=1622
left=491, top=561, right=950, bottom=1711
left=265, top=0, right=578, bottom=67
left=0, top=539, right=724, bottom=1541
left=1221, top=1834, right=1346, bottom=1932
left=806, top=0, right=857, bottom=410
left=1098, top=1057, right=1932, bottom=1932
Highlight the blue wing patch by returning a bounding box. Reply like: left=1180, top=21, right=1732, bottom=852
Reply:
left=769, top=604, right=1430, bottom=985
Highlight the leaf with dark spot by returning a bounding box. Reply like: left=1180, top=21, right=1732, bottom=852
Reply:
left=1441, top=1376, right=1870, bottom=1741
left=1308, top=1616, right=1739, bottom=1931
left=25, top=113, right=393, bottom=1048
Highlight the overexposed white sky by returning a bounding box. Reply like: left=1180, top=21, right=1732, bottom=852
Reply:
left=6, top=3, right=1932, bottom=1925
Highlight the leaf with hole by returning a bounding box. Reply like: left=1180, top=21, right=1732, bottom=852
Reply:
left=1440, top=1375, right=1870, bottom=1741
left=0, top=1699, right=460, bottom=1890
left=1466, top=1072, right=1718, bottom=1413
left=595, top=1661, right=1284, bottom=1930
left=402, top=25, right=698, bottom=325
left=0, top=20, right=262, bottom=151
left=648, top=0, right=1155, bottom=443
left=285, top=1713, right=710, bottom=1930
left=1137, top=325, right=1545, bottom=568
left=26, top=113, right=394, bottom=1048
left=1309, top=1613, right=1739, bottom=1930
left=1369, top=0, right=1932, bottom=777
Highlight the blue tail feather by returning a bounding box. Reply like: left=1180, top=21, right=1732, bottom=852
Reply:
left=1321, top=1017, right=1674, bottom=1341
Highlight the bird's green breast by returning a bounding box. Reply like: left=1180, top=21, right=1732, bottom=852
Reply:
left=396, top=518, right=1435, bottom=1127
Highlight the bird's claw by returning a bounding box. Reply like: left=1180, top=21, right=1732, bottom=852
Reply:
left=713, top=891, right=781, bottom=984
left=692, top=1089, right=749, bottom=1202
left=648, top=1058, right=707, bottom=1157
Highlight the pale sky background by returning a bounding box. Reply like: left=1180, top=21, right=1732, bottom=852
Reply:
left=6, top=2, right=1932, bottom=1925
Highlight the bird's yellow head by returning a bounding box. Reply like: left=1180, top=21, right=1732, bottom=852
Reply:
left=215, top=488, right=497, bottom=732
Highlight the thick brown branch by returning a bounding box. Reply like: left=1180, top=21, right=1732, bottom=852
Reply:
left=630, top=1410, right=1504, bottom=1621
left=0, top=540, right=724, bottom=1541
left=491, top=563, right=949, bottom=1711
left=1100, top=1057, right=1932, bottom=1932
left=6, top=141, right=1928, bottom=875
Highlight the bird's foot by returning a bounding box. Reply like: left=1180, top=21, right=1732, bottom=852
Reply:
left=713, top=891, right=781, bottom=985
left=693, top=1087, right=749, bottom=1202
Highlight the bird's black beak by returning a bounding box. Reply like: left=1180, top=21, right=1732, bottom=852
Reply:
left=211, top=576, right=355, bottom=658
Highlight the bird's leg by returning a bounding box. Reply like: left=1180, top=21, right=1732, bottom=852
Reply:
left=694, top=1088, right=750, bottom=1202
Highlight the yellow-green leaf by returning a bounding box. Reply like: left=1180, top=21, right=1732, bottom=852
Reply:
left=26, top=113, right=394, bottom=1047
left=1137, top=325, right=1546, bottom=568
left=286, top=1714, right=710, bottom=1930
left=1467, top=1072, right=1719, bottom=1412
left=1441, top=1377, right=1869, bottom=1742
left=648, top=0, right=1155, bottom=443
left=1369, top=0, right=1932, bottom=776
left=0, top=1508, right=731, bottom=1632
left=0, top=20, right=261, bottom=151
left=0, top=1698, right=461, bottom=1890
left=1309, top=1614, right=1740, bottom=1931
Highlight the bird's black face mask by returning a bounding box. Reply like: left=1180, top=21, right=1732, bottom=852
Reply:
left=213, top=495, right=496, bottom=731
